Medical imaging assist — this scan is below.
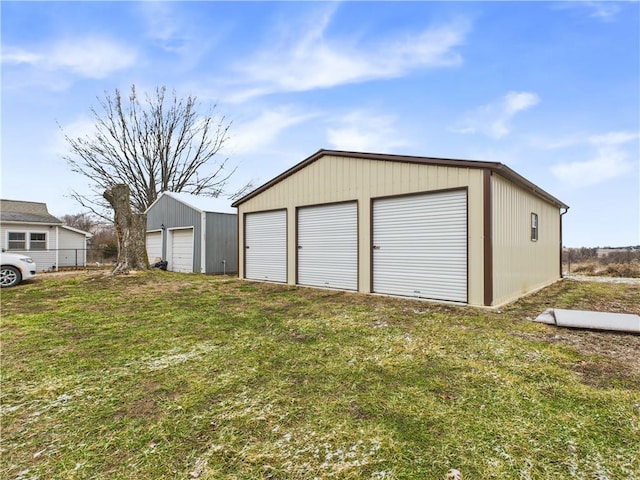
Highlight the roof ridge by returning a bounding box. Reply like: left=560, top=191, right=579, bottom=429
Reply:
left=231, top=149, right=568, bottom=209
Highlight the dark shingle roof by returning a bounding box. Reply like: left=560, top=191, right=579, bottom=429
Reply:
left=0, top=199, right=63, bottom=225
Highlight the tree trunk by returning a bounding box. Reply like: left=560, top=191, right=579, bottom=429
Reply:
left=104, top=184, right=149, bottom=275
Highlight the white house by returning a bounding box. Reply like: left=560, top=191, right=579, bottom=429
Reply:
left=0, top=199, right=92, bottom=270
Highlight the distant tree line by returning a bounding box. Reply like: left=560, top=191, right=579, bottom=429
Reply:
left=600, top=249, right=640, bottom=264
left=563, top=247, right=598, bottom=263
left=563, top=247, right=640, bottom=265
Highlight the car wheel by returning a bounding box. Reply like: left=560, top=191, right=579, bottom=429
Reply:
left=0, top=266, right=22, bottom=288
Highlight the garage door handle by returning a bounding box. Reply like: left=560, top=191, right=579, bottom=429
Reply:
left=372, top=245, right=380, bottom=250
left=245, top=246, right=250, bottom=249
left=298, top=246, right=302, bottom=249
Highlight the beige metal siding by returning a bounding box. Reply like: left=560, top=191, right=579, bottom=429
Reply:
left=492, top=174, right=561, bottom=305
left=237, top=155, right=486, bottom=306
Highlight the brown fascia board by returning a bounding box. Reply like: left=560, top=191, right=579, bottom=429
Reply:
left=231, top=149, right=568, bottom=209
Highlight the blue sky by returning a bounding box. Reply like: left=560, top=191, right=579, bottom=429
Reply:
left=1, top=1, right=638, bottom=247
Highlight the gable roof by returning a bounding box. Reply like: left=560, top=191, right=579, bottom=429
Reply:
left=60, top=225, right=93, bottom=237
left=0, top=199, right=64, bottom=224
left=231, top=149, right=568, bottom=209
left=145, top=191, right=235, bottom=214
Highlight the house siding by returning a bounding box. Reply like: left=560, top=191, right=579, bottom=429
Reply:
left=491, top=174, right=561, bottom=306
left=237, top=155, right=486, bottom=306
left=1, top=222, right=57, bottom=270
left=57, top=227, right=88, bottom=267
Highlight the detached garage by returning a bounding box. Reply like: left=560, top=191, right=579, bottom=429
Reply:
left=232, top=150, right=569, bottom=307
left=146, top=192, right=237, bottom=274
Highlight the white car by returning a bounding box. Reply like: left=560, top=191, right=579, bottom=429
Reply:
left=1, top=252, right=37, bottom=288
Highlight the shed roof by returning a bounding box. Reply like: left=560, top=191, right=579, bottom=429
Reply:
left=231, top=149, right=568, bottom=209
left=147, top=191, right=235, bottom=214
left=0, top=199, right=64, bottom=224
left=60, top=225, right=93, bottom=237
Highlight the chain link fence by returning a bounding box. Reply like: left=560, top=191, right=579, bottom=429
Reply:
left=55, top=248, right=117, bottom=270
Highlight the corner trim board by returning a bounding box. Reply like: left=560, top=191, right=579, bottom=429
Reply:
left=483, top=169, right=493, bottom=307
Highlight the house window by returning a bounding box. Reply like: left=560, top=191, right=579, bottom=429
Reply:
left=30, top=233, right=47, bottom=250
left=531, top=213, right=539, bottom=241
left=8, top=232, right=26, bottom=250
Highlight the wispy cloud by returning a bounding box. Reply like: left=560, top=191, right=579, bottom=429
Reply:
left=326, top=111, right=409, bottom=153
left=453, top=91, right=540, bottom=139
left=550, top=131, right=638, bottom=187
left=137, top=2, right=186, bottom=52
left=587, top=131, right=639, bottom=146
left=135, top=2, right=223, bottom=69
left=228, top=6, right=469, bottom=102
left=586, top=2, right=622, bottom=21
left=554, top=1, right=623, bottom=22
left=225, top=107, right=318, bottom=155
left=2, top=37, right=137, bottom=79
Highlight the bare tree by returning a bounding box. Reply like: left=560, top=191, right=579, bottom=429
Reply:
left=61, top=213, right=118, bottom=264
left=88, top=222, right=117, bottom=264
left=62, top=85, right=249, bottom=215
left=60, top=85, right=252, bottom=274
left=61, top=213, right=96, bottom=233
left=104, top=184, right=148, bottom=274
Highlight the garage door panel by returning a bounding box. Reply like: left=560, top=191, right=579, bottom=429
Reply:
left=245, top=210, right=287, bottom=282
left=146, top=232, right=162, bottom=263
left=297, top=202, right=357, bottom=291
left=373, top=190, right=467, bottom=303
left=169, top=229, right=194, bottom=273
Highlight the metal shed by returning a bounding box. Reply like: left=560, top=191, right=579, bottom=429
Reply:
left=145, top=192, right=237, bottom=274
left=231, top=150, right=569, bottom=307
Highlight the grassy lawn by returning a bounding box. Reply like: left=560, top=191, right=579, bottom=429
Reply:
left=1, top=272, right=639, bottom=479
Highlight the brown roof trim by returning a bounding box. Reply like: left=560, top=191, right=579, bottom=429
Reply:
left=231, top=149, right=568, bottom=209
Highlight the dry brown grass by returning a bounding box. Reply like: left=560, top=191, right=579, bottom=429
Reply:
left=565, top=259, right=640, bottom=278
left=2, top=272, right=639, bottom=479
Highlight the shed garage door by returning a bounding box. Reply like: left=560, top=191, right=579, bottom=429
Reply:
left=168, top=228, right=194, bottom=273
left=372, top=190, right=467, bottom=303
left=245, top=210, right=287, bottom=282
left=297, top=202, right=358, bottom=290
left=146, top=231, right=162, bottom=263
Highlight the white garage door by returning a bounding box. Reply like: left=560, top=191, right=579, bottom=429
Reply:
left=168, top=228, right=194, bottom=273
left=245, top=210, right=287, bottom=282
left=372, top=190, right=467, bottom=303
left=297, top=202, right=358, bottom=290
left=146, top=231, right=162, bottom=263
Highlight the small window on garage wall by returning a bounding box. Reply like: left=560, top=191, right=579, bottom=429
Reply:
left=8, top=232, right=26, bottom=250
left=531, top=213, right=539, bottom=241
left=30, top=233, right=47, bottom=250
